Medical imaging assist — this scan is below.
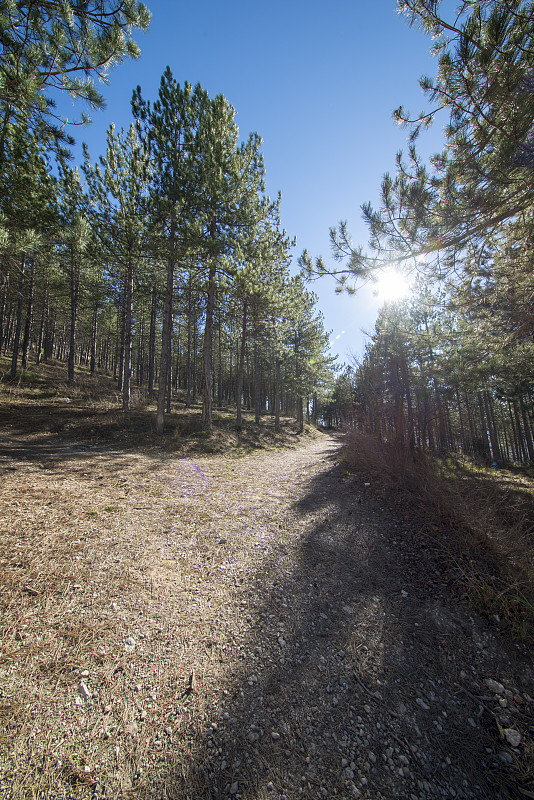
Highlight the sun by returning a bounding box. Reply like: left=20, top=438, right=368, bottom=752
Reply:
left=373, top=266, right=412, bottom=304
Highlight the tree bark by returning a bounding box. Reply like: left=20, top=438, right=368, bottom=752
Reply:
left=156, top=217, right=176, bottom=434
left=202, top=257, right=217, bottom=433
left=148, top=285, right=157, bottom=399
left=21, top=258, right=35, bottom=370
left=236, top=298, right=247, bottom=428
left=122, top=258, right=134, bottom=411
left=11, top=256, right=25, bottom=379
left=274, top=357, right=281, bottom=432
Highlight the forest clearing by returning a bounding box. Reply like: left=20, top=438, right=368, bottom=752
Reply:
left=1, top=364, right=533, bottom=800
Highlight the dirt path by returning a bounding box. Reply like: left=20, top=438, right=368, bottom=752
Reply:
left=0, top=431, right=532, bottom=799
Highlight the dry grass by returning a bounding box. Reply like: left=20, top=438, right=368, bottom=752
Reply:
left=0, top=358, right=322, bottom=798
left=340, top=430, right=534, bottom=643
left=0, top=356, right=307, bottom=454
left=2, top=361, right=533, bottom=799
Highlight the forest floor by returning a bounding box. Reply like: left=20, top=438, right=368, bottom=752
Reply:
left=1, top=363, right=534, bottom=800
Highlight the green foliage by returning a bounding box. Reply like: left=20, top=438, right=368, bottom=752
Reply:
left=0, top=0, right=150, bottom=134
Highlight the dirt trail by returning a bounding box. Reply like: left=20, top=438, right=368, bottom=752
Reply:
left=0, top=431, right=532, bottom=799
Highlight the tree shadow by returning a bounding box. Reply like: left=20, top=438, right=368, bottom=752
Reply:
left=150, top=453, right=529, bottom=799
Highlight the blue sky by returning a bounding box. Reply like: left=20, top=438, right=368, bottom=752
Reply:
left=65, top=0, right=443, bottom=367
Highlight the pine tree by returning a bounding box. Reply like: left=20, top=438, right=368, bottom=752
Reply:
left=133, top=72, right=207, bottom=433
left=57, top=161, right=89, bottom=385
left=0, top=0, right=150, bottom=159
left=83, top=122, right=151, bottom=410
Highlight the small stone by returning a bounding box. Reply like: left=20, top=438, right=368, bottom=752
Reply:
left=165, top=727, right=173, bottom=736
left=485, top=679, right=505, bottom=695
left=401, top=590, right=408, bottom=598
left=278, top=637, right=286, bottom=647
left=503, top=728, right=522, bottom=748
left=342, top=767, right=354, bottom=780
left=416, top=698, right=430, bottom=711
left=271, top=731, right=280, bottom=740
left=499, top=751, right=514, bottom=764
left=229, top=782, right=239, bottom=795
left=80, top=670, right=90, bottom=678
left=125, top=636, right=136, bottom=648
left=78, top=683, right=91, bottom=700
left=125, top=721, right=138, bottom=737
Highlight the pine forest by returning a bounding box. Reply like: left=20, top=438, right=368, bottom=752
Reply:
left=2, top=4, right=534, bottom=800
left=0, top=3, right=334, bottom=437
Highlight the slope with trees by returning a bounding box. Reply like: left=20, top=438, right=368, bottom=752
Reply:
left=0, top=19, right=336, bottom=438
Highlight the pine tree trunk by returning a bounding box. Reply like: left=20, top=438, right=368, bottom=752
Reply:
left=43, top=306, right=55, bottom=361
left=274, top=357, right=281, bottom=432
left=254, top=314, right=261, bottom=425
left=114, top=309, right=120, bottom=382
left=519, top=396, right=534, bottom=462
left=0, top=261, right=8, bottom=355
left=400, top=352, right=414, bottom=450
left=236, top=298, right=247, bottom=428
left=90, top=302, right=98, bottom=375
left=11, top=256, right=25, bottom=379
left=117, top=300, right=125, bottom=393
left=166, top=358, right=172, bottom=413
left=148, top=285, right=157, bottom=399
left=21, top=258, right=35, bottom=369
left=36, top=282, right=49, bottom=366
left=122, top=259, right=134, bottom=412
left=512, top=399, right=527, bottom=462
left=68, top=249, right=80, bottom=386
left=202, top=257, right=217, bottom=433
left=192, top=320, right=197, bottom=404
left=156, top=217, right=176, bottom=434
left=484, top=390, right=501, bottom=462
left=477, top=392, right=492, bottom=461
left=137, top=308, right=144, bottom=387
left=185, top=278, right=193, bottom=408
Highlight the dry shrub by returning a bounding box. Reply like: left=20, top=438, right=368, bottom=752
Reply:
left=129, top=387, right=149, bottom=410
left=342, top=429, right=534, bottom=641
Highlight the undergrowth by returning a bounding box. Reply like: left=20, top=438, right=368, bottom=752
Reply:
left=341, top=430, right=534, bottom=645
left=0, top=357, right=309, bottom=455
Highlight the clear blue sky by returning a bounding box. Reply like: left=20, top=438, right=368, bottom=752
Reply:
left=65, top=0, right=442, bottom=367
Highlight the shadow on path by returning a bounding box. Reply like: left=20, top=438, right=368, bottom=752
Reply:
left=148, top=450, right=531, bottom=800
